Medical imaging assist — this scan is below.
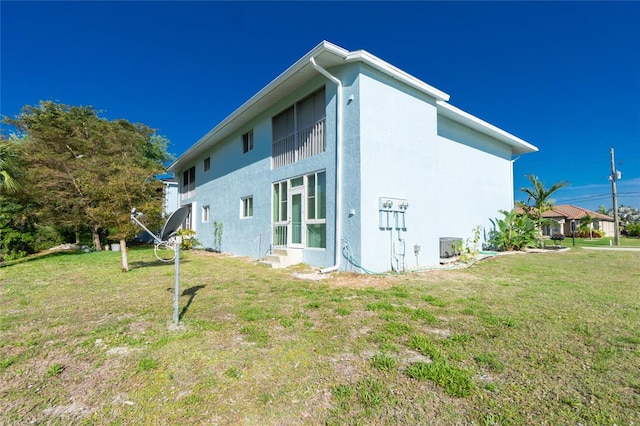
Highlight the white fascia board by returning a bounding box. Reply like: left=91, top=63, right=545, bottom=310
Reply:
left=436, top=100, right=538, bottom=154
left=169, top=41, right=463, bottom=172
left=345, top=50, right=450, bottom=102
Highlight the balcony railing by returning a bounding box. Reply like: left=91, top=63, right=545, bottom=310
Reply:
left=272, top=223, right=288, bottom=248
left=181, top=182, right=195, bottom=201
left=272, top=119, right=325, bottom=169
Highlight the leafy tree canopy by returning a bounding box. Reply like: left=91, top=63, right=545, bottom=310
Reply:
left=519, top=174, right=571, bottom=217
left=3, top=101, right=173, bottom=268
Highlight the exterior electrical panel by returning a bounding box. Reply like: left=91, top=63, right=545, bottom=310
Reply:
left=378, top=197, right=408, bottom=230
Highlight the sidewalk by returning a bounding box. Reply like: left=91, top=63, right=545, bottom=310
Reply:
left=582, top=247, right=640, bottom=252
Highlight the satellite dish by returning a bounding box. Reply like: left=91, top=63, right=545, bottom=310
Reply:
left=130, top=205, right=192, bottom=326
left=160, top=206, right=190, bottom=241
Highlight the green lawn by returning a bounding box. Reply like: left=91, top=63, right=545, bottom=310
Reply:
left=1, top=247, right=639, bottom=425
left=547, top=236, right=640, bottom=248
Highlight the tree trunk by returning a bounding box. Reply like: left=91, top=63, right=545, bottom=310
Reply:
left=93, top=227, right=102, bottom=251
left=120, top=238, right=129, bottom=272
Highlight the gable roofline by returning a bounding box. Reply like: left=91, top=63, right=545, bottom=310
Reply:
left=169, top=41, right=536, bottom=172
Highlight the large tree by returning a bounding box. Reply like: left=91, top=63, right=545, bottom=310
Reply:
left=4, top=101, right=171, bottom=270
left=518, top=174, right=570, bottom=241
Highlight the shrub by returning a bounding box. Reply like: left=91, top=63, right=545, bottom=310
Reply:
left=177, top=228, right=200, bottom=250
left=488, top=210, right=538, bottom=251
left=213, top=221, right=223, bottom=252
left=550, top=233, right=565, bottom=244
left=575, top=228, right=605, bottom=238
left=627, top=223, right=640, bottom=237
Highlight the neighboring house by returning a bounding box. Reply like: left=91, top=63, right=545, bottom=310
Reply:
left=162, top=178, right=179, bottom=215
left=168, top=41, right=537, bottom=272
left=541, top=205, right=615, bottom=237
left=136, top=177, right=179, bottom=243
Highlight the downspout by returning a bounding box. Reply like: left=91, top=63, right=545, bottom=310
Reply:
left=310, top=56, right=343, bottom=273
left=510, top=154, right=521, bottom=208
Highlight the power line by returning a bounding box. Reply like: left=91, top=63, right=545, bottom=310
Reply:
left=551, top=192, right=640, bottom=203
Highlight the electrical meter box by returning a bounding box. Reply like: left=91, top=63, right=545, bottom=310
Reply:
left=378, top=197, right=408, bottom=230
left=378, top=197, right=408, bottom=212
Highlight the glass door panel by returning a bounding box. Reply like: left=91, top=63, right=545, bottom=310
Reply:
left=291, top=192, right=302, bottom=246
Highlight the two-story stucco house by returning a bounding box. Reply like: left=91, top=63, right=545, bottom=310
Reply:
left=168, top=41, right=538, bottom=273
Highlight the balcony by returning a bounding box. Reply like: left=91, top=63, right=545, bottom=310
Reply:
left=272, top=119, right=325, bottom=169
left=181, top=182, right=195, bottom=201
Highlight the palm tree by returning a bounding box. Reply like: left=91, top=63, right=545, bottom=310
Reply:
left=0, top=139, right=21, bottom=193
left=519, top=174, right=570, bottom=240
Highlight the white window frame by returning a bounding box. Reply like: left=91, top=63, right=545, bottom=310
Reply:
left=271, top=170, right=326, bottom=249
left=271, top=88, right=326, bottom=169
left=202, top=205, right=210, bottom=223
left=305, top=171, right=326, bottom=249
left=181, top=166, right=196, bottom=200
left=241, top=196, right=253, bottom=218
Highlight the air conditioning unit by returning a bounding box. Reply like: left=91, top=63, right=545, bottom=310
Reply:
left=440, top=237, right=462, bottom=258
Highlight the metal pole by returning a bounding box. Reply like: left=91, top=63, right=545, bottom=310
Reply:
left=610, top=147, right=620, bottom=246
left=173, top=236, right=181, bottom=325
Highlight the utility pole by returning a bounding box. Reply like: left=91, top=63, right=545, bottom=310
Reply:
left=609, top=147, right=621, bottom=246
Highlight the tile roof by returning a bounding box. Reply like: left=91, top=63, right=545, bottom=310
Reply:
left=541, top=205, right=613, bottom=221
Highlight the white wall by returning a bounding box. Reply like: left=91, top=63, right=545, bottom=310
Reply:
left=356, top=65, right=515, bottom=271
left=163, top=181, right=179, bottom=215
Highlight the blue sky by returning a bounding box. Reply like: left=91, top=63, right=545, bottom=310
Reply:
left=2, top=1, right=639, bottom=211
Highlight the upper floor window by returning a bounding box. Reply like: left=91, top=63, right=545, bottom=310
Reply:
left=204, top=156, right=211, bottom=172
left=182, top=166, right=195, bottom=200
left=243, top=130, right=254, bottom=153
left=272, top=88, right=326, bottom=169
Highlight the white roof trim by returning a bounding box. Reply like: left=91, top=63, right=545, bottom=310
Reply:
left=345, top=50, right=450, bottom=102
left=168, top=41, right=346, bottom=172
left=169, top=41, right=535, bottom=171
left=436, top=100, right=538, bottom=154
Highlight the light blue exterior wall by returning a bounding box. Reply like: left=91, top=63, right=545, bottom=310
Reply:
left=179, top=76, right=338, bottom=266
left=331, top=63, right=363, bottom=272
left=176, top=58, right=522, bottom=272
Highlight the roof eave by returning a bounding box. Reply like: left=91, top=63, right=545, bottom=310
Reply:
left=436, top=100, right=538, bottom=155
left=169, top=41, right=535, bottom=172
left=345, top=50, right=450, bottom=102
left=168, top=41, right=349, bottom=172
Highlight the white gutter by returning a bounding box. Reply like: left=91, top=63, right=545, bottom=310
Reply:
left=510, top=155, right=521, bottom=209
left=310, top=56, right=343, bottom=273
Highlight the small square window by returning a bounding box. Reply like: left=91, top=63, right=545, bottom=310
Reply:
left=242, top=130, right=254, bottom=153
left=202, top=205, right=210, bottom=223
left=204, top=157, right=211, bottom=172
left=241, top=197, right=253, bottom=218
